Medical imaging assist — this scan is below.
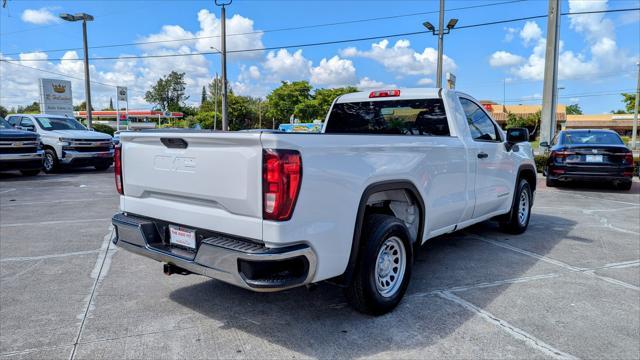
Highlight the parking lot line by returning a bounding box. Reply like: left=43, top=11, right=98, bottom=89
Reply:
left=0, top=218, right=110, bottom=228
left=0, top=249, right=101, bottom=263
left=436, top=291, right=579, bottom=360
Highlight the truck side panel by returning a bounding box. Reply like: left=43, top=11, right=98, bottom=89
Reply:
left=260, top=133, right=468, bottom=282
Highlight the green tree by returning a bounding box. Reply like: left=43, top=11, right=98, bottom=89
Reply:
left=74, top=101, right=94, bottom=111
left=18, top=102, right=40, bottom=113
left=144, top=71, right=189, bottom=112
left=0, top=105, right=8, bottom=118
left=506, top=110, right=540, bottom=138
left=611, top=109, right=627, bottom=114
left=109, top=97, right=114, bottom=110
left=228, top=95, right=258, bottom=130
left=293, top=100, right=322, bottom=122
left=266, top=81, right=312, bottom=127
left=565, top=104, right=582, bottom=115
left=201, top=86, right=207, bottom=105
left=621, top=93, right=636, bottom=113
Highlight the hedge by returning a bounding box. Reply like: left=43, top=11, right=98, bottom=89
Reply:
left=91, top=123, right=115, bottom=136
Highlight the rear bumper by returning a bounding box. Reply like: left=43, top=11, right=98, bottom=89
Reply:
left=548, top=164, right=634, bottom=182
left=60, top=150, right=113, bottom=166
left=0, top=151, right=44, bottom=170
left=112, top=213, right=316, bottom=292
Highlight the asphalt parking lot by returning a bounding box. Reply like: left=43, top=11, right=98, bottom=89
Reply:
left=1, top=170, right=639, bottom=359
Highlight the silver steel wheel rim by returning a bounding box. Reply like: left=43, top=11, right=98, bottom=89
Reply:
left=374, top=236, right=406, bottom=298
left=44, top=154, right=53, bottom=171
left=518, top=188, right=530, bottom=225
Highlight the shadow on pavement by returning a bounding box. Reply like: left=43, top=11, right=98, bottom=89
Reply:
left=169, top=213, right=576, bottom=358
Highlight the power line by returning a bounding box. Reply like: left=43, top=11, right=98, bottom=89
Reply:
left=3, top=7, right=638, bottom=62
left=1, top=0, right=524, bottom=55
left=504, top=89, right=635, bottom=103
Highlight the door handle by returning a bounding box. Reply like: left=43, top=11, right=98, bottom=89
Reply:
left=477, top=152, right=489, bottom=159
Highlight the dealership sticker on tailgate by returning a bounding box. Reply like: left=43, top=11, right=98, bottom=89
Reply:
left=169, top=225, right=196, bottom=249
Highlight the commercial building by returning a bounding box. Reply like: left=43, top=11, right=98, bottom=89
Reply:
left=74, top=110, right=183, bottom=130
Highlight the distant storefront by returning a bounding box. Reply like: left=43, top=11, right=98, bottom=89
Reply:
left=74, top=110, right=184, bottom=130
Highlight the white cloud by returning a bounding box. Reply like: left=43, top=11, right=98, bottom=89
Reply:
left=355, top=77, right=396, bottom=90
left=21, top=8, right=59, bottom=25
left=417, top=78, right=433, bottom=86
left=504, top=27, right=518, bottom=42
left=519, top=21, right=542, bottom=46
left=491, top=0, right=634, bottom=82
left=340, top=39, right=456, bottom=76
left=263, top=49, right=311, bottom=81
left=310, top=56, right=356, bottom=87
left=489, top=51, right=525, bottom=67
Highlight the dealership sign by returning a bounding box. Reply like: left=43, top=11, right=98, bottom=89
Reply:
left=39, top=78, right=73, bottom=116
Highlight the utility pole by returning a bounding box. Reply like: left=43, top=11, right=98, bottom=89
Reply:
left=632, top=61, right=639, bottom=149
left=215, top=0, right=231, bottom=131
left=436, top=0, right=445, bottom=88
left=214, top=73, right=218, bottom=130
left=539, top=0, right=561, bottom=147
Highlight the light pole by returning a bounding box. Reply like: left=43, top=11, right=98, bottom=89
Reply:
left=215, top=0, right=232, bottom=131
left=60, top=12, right=94, bottom=129
left=632, top=61, right=639, bottom=150
left=423, top=14, right=458, bottom=88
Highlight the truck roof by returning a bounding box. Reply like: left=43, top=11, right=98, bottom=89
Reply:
left=336, top=88, right=442, bottom=103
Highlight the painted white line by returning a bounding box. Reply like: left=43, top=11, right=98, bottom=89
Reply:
left=409, top=273, right=560, bottom=298
left=583, top=206, right=640, bottom=214
left=0, top=345, right=71, bottom=358
left=1, top=197, right=115, bottom=207
left=1, top=249, right=100, bottom=263
left=0, top=188, right=16, bottom=194
left=582, top=270, right=640, bottom=291
left=469, top=235, right=584, bottom=272
left=436, top=291, right=579, bottom=360
left=1, top=218, right=110, bottom=228
left=599, top=259, right=640, bottom=270
left=69, top=227, right=117, bottom=360
left=568, top=193, right=640, bottom=206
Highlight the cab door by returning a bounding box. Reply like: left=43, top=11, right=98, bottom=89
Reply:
left=459, top=98, right=513, bottom=218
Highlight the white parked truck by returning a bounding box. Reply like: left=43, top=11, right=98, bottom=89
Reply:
left=6, top=114, right=113, bottom=173
left=111, top=88, right=536, bottom=314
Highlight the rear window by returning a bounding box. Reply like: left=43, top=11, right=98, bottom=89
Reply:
left=325, top=99, right=450, bottom=136
left=562, top=131, right=623, bottom=145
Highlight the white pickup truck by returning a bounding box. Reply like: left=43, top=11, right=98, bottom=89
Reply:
left=112, top=88, right=536, bottom=314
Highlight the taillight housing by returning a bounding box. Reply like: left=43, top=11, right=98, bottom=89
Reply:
left=262, top=149, right=302, bottom=221
left=114, top=144, right=123, bottom=195
left=369, top=89, right=400, bottom=98
left=550, top=149, right=575, bottom=162
left=622, top=152, right=633, bottom=165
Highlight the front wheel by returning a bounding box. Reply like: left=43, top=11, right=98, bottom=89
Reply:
left=500, top=178, right=532, bottom=234
left=43, top=149, right=59, bottom=173
left=345, top=214, right=413, bottom=315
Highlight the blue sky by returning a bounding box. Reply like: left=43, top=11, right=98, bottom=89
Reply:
left=1, top=0, right=638, bottom=114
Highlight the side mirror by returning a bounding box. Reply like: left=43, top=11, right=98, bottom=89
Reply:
left=539, top=141, right=550, bottom=148
left=506, top=128, right=529, bottom=144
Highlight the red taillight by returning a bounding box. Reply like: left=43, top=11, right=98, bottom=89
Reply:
left=114, top=145, right=123, bottom=195
left=262, top=149, right=302, bottom=221
left=622, top=153, right=633, bottom=165
left=369, top=89, right=400, bottom=98
left=550, top=150, right=575, bottom=160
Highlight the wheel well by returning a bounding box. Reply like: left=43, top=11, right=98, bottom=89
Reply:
left=339, top=181, right=425, bottom=286
left=518, top=166, right=537, bottom=192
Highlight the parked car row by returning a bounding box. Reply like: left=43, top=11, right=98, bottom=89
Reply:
left=0, top=114, right=114, bottom=176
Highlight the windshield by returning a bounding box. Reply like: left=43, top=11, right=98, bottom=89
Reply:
left=0, top=118, right=10, bottom=129
left=563, top=131, right=623, bottom=145
left=35, top=116, right=86, bottom=131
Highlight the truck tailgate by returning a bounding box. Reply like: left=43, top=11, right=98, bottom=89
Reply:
left=120, top=131, right=263, bottom=240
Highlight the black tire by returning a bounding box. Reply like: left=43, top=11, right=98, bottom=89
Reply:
left=500, top=178, right=532, bottom=234
left=345, top=214, right=413, bottom=315
left=20, top=169, right=40, bottom=176
left=43, top=149, right=59, bottom=173
left=616, top=180, right=632, bottom=191
left=546, top=176, right=558, bottom=187
left=94, top=162, right=112, bottom=171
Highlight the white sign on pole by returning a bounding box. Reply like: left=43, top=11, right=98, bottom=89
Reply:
left=117, top=86, right=128, bottom=102
left=39, top=78, right=73, bottom=116
left=446, top=72, right=456, bottom=90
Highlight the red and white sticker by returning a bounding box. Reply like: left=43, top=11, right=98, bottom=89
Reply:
left=169, top=225, right=196, bottom=249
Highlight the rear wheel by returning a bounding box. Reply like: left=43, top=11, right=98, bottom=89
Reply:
left=616, top=180, right=632, bottom=191
left=500, top=178, right=532, bottom=234
left=94, top=162, right=112, bottom=171
left=345, top=214, right=413, bottom=315
left=20, top=169, right=40, bottom=176
left=43, top=149, right=58, bottom=173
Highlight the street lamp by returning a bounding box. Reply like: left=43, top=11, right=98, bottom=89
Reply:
left=59, top=12, right=94, bottom=129
left=423, top=3, right=458, bottom=89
